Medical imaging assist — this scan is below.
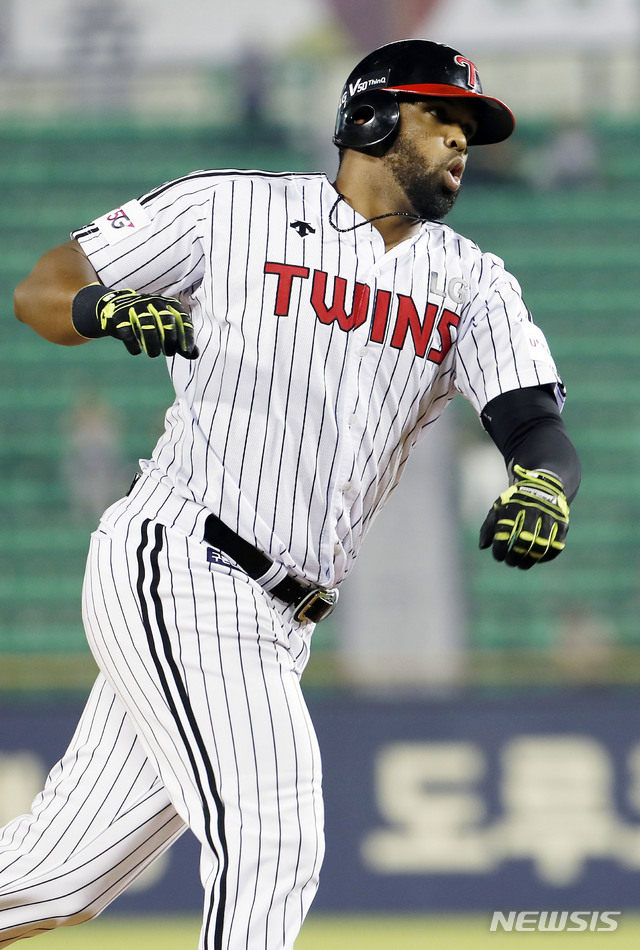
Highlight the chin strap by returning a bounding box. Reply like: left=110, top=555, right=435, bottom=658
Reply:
left=328, top=193, right=425, bottom=233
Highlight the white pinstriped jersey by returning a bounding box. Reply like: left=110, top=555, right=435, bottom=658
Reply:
left=72, top=170, right=564, bottom=588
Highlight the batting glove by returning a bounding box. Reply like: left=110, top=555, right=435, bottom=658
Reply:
left=479, top=464, right=570, bottom=569
left=72, top=283, right=199, bottom=359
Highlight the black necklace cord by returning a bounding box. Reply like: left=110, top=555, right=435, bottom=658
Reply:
left=328, top=194, right=425, bottom=233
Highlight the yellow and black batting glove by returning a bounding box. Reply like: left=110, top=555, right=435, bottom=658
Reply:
left=479, top=464, right=570, bottom=569
left=72, top=283, right=199, bottom=359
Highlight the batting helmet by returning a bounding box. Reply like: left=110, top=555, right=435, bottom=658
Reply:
left=333, top=39, right=515, bottom=151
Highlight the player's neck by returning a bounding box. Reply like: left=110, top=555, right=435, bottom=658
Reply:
left=332, top=155, right=422, bottom=252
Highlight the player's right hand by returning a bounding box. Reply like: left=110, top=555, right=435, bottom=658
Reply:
left=72, top=284, right=199, bottom=359
left=478, top=464, right=570, bottom=569
left=96, top=288, right=199, bottom=358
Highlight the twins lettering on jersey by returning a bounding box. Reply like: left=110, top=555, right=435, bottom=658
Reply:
left=264, top=261, right=468, bottom=363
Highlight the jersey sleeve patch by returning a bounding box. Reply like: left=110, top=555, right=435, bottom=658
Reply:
left=525, top=323, right=556, bottom=368
left=93, top=199, right=152, bottom=246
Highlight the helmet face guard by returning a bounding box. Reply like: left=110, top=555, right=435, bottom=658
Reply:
left=333, top=39, right=515, bottom=151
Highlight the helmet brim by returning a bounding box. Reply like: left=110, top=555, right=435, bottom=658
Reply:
left=387, top=83, right=516, bottom=145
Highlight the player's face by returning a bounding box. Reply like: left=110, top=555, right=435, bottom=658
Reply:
left=383, top=98, right=479, bottom=220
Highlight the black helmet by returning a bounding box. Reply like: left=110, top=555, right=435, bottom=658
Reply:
left=333, top=39, right=515, bottom=150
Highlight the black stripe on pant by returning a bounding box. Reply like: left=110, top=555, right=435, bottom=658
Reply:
left=136, top=520, right=228, bottom=950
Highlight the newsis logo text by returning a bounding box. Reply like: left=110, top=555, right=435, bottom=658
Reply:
left=490, top=910, right=621, bottom=932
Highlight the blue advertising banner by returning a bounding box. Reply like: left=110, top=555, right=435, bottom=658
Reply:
left=314, top=692, right=640, bottom=911
left=1, top=691, right=640, bottom=914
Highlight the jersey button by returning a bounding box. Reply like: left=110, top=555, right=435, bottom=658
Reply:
left=342, top=481, right=352, bottom=492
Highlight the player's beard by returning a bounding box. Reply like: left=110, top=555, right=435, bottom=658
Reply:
left=384, top=136, right=460, bottom=221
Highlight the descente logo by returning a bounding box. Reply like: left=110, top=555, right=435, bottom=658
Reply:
left=490, top=911, right=621, bottom=932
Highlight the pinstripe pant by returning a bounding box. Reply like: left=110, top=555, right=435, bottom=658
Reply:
left=0, top=512, right=324, bottom=949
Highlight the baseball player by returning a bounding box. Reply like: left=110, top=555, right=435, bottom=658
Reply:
left=3, top=39, right=579, bottom=949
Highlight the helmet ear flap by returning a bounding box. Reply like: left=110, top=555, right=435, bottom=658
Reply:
left=333, top=89, right=400, bottom=151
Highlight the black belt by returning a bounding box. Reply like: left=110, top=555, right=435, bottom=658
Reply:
left=203, top=513, right=338, bottom=624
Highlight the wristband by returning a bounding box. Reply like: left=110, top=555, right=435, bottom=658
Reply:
left=71, top=283, right=111, bottom=339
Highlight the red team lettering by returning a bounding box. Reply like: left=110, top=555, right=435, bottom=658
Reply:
left=310, top=271, right=370, bottom=331
left=370, top=290, right=392, bottom=344
left=391, top=296, right=438, bottom=356
left=263, top=262, right=310, bottom=315
left=264, top=262, right=461, bottom=362
left=453, top=54, right=479, bottom=89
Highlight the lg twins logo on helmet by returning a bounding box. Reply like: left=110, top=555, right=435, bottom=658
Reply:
left=454, top=54, right=479, bottom=89
left=342, top=69, right=390, bottom=105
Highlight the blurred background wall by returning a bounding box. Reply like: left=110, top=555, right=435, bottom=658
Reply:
left=1, top=0, right=640, bottom=914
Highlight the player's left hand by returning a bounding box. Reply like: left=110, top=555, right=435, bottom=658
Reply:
left=479, top=464, right=570, bottom=569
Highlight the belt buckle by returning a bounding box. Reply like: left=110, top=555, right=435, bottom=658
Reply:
left=293, top=588, right=339, bottom=624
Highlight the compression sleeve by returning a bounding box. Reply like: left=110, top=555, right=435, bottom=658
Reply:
left=480, top=385, right=581, bottom=503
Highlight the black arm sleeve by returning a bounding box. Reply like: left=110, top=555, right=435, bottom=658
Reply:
left=480, top=385, right=581, bottom=503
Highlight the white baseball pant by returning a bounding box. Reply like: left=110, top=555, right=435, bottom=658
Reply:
left=0, top=510, right=324, bottom=950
